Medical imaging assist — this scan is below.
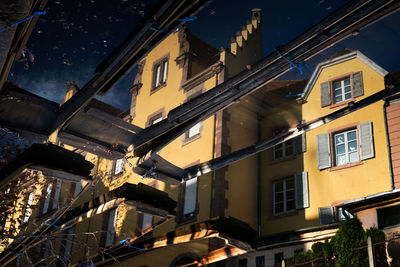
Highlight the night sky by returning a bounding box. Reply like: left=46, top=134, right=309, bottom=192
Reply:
left=7, top=0, right=400, bottom=111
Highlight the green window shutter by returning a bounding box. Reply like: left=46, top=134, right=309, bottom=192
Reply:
left=294, top=134, right=306, bottom=154
left=320, top=81, right=331, bottom=107
left=316, top=133, right=331, bottom=170
left=319, top=207, right=335, bottom=225
left=295, top=172, right=309, bottom=209
left=352, top=71, right=364, bottom=98
left=359, top=121, right=374, bottom=160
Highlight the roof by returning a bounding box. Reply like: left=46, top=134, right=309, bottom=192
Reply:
left=339, top=188, right=400, bottom=212
left=299, top=50, right=389, bottom=102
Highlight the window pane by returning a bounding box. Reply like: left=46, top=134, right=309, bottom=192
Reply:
left=333, top=81, right=341, bottom=89
left=285, top=145, right=293, bottom=156
left=348, top=140, right=358, bottom=152
left=286, top=189, right=295, bottom=200
left=188, top=123, right=201, bottom=138
left=344, top=78, right=350, bottom=86
left=344, top=85, right=351, bottom=93
left=275, top=181, right=283, bottom=192
left=162, top=61, right=168, bottom=83
left=275, top=192, right=284, bottom=202
left=347, top=131, right=357, bottom=141
left=274, top=149, right=283, bottom=159
left=349, top=152, right=359, bottom=162
left=345, top=92, right=352, bottom=100
left=286, top=179, right=294, bottom=190
left=335, top=96, right=342, bottom=103
left=114, top=158, right=124, bottom=175
left=275, top=203, right=284, bottom=213
left=337, top=154, right=347, bottom=165
left=287, top=199, right=295, bottom=211
left=152, top=116, right=162, bottom=125
left=142, top=214, right=152, bottom=231
left=155, top=65, right=161, bottom=87
left=335, top=134, right=344, bottom=144
left=336, top=144, right=345, bottom=155
left=183, top=178, right=197, bottom=215
left=334, top=88, right=342, bottom=96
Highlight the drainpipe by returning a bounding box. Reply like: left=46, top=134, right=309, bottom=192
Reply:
left=383, top=100, right=395, bottom=190
left=257, top=113, right=262, bottom=237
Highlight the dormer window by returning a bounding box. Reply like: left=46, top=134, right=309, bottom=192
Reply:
left=152, top=57, right=168, bottom=92
left=320, top=71, right=364, bottom=108
left=333, top=77, right=351, bottom=103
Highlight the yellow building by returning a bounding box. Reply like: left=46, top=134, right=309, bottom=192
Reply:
left=231, top=49, right=399, bottom=267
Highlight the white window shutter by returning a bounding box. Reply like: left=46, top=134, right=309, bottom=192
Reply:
left=42, top=183, right=53, bottom=214
left=295, top=172, right=309, bottom=209
left=316, top=133, right=331, bottom=170
left=52, top=179, right=62, bottom=209
left=183, top=177, right=198, bottom=215
left=294, top=134, right=306, bottom=154
left=320, top=81, right=331, bottom=107
left=352, top=71, right=364, bottom=98
left=359, top=121, right=374, bottom=160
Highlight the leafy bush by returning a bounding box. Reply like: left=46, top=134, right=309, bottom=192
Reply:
left=285, top=217, right=388, bottom=267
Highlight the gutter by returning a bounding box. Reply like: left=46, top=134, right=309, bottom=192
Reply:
left=257, top=113, right=262, bottom=237
left=383, top=99, right=395, bottom=190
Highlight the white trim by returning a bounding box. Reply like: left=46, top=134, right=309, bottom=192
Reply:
left=298, top=51, right=388, bottom=102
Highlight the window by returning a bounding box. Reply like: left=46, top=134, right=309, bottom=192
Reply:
left=274, top=139, right=294, bottom=159
left=274, top=252, right=284, bottom=266
left=256, top=256, right=265, bottom=267
left=333, top=77, right=351, bottom=103
left=183, top=177, right=198, bottom=219
left=42, top=183, right=53, bottom=214
left=273, top=177, right=295, bottom=214
left=238, top=258, right=247, bottom=267
left=23, top=192, right=34, bottom=223
left=377, top=204, right=400, bottom=229
left=105, top=208, right=118, bottom=247
left=334, top=129, right=359, bottom=166
left=149, top=113, right=163, bottom=125
left=52, top=179, right=62, bottom=209
left=320, top=71, right=364, bottom=107
left=182, top=90, right=203, bottom=144
left=114, top=158, right=125, bottom=175
left=273, top=172, right=309, bottom=215
left=141, top=214, right=153, bottom=232
left=63, top=227, right=74, bottom=263
left=152, top=58, right=168, bottom=91
left=273, top=134, right=306, bottom=160
left=319, top=207, right=335, bottom=225
left=317, top=121, right=374, bottom=170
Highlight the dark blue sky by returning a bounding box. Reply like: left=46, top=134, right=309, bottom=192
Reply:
left=8, top=0, right=400, bottom=110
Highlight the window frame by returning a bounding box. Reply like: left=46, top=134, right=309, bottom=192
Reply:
left=329, top=73, right=355, bottom=108
left=272, top=177, right=296, bottom=215
left=182, top=87, right=204, bottom=145
left=151, top=56, right=169, bottom=93
left=377, top=204, right=400, bottom=229
left=328, top=122, right=363, bottom=170
left=273, top=139, right=294, bottom=160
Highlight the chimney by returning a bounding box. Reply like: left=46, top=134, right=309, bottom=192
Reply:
left=251, top=8, right=262, bottom=24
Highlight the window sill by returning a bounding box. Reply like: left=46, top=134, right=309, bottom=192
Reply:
left=269, top=155, right=297, bottom=165
left=182, top=133, right=201, bottom=146
left=329, top=161, right=363, bottom=171
left=150, top=83, right=167, bottom=95
left=271, top=209, right=298, bottom=219
left=329, top=99, right=355, bottom=109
